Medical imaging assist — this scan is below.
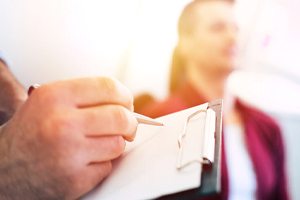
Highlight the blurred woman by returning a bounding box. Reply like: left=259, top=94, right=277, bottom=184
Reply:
left=139, top=0, right=289, bottom=199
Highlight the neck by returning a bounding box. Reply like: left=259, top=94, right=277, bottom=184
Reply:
left=186, top=63, right=227, bottom=100
left=186, top=62, right=235, bottom=115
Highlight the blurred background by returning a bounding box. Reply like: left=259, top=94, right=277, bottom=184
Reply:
left=0, top=0, right=299, bottom=199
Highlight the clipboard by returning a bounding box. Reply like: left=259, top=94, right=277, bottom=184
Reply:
left=83, top=99, right=223, bottom=200
left=158, top=99, right=223, bottom=199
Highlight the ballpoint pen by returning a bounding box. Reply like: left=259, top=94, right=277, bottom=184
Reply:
left=28, top=84, right=164, bottom=127
left=133, top=112, right=163, bottom=126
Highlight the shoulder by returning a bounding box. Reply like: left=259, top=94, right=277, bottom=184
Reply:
left=139, top=94, right=188, bottom=118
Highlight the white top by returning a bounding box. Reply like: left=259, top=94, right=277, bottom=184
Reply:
left=224, top=125, right=257, bottom=200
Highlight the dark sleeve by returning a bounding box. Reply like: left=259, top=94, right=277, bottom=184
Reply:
left=237, top=100, right=290, bottom=200
left=271, top=122, right=290, bottom=200
left=0, top=58, right=27, bottom=125
left=0, top=53, right=7, bottom=66
left=0, top=55, right=9, bottom=124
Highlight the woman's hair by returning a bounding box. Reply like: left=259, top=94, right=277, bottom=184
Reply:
left=169, top=0, right=234, bottom=94
left=169, top=46, right=185, bottom=94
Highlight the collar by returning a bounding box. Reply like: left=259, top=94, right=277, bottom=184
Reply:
left=173, top=81, right=249, bottom=113
left=173, top=81, right=209, bottom=108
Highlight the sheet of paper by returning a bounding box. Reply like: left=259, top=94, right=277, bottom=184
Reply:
left=83, top=103, right=211, bottom=200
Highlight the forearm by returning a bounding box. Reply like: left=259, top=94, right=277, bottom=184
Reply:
left=0, top=124, right=64, bottom=200
left=0, top=61, right=27, bottom=124
left=0, top=124, right=28, bottom=200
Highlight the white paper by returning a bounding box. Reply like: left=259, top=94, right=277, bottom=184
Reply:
left=83, top=103, right=214, bottom=200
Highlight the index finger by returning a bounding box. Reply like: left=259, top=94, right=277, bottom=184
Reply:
left=44, top=77, right=134, bottom=110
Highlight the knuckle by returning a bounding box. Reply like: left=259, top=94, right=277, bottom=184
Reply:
left=119, top=84, right=134, bottom=109
left=113, top=106, right=131, bottom=132
left=99, top=77, right=118, bottom=95
left=48, top=116, right=68, bottom=135
left=98, top=77, right=134, bottom=108
left=110, top=136, right=125, bottom=157
left=42, top=112, right=75, bottom=142
left=34, top=85, right=59, bottom=104
left=125, top=92, right=134, bottom=110
left=101, top=161, right=113, bottom=175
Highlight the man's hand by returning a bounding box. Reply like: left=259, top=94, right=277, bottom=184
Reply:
left=0, top=77, right=138, bottom=200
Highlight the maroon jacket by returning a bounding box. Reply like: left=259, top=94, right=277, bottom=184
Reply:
left=140, top=83, right=289, bottom=200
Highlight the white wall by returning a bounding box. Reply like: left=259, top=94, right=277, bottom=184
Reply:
left=0, top=0, right=140, bottom=88
left=229, top=0, right=300, bottom=115
left=1, top=0, right=299, bottom=110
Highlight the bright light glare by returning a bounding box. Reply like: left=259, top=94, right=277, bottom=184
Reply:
left=65, top=0, right=139, bottom=65
left=124, top=0, right=191, bottom=97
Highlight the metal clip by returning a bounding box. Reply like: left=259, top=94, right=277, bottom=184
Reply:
left=176, top=108, right=214, bottom=170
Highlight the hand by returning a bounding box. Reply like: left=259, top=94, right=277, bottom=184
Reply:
left=0, top=77, right=138, bottom=200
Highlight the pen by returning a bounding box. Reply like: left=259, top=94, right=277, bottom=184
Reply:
left=28, top=84, right=164, bottom=127
left=133, top=113, right=164, bottom=126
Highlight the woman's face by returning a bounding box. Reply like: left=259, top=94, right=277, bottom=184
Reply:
left=181, top=1, right=238, bottom=74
